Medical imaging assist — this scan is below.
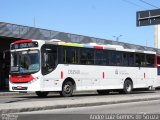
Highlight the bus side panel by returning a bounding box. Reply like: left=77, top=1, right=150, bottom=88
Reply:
left=41, top=65, right=157, bottom=92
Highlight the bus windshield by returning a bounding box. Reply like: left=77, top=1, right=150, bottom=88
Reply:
left=10, top=50, right=40, bottom=74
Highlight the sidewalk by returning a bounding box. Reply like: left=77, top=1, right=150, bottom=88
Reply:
left=0, top=88, right=159, bottom=96
left=0, top=92, right=160, bottom=114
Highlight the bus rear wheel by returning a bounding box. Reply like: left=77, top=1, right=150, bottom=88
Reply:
left=36, top=91, right=49, bottom=98
left=120, top=79, right=133, bottom=94
left=60, top=81, right=73, bottom=97
left=97, top=90, right=109, bottom=95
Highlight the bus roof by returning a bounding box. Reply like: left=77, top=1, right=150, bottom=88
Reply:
left=12, top=39, right=160, bottom=55
left=45, top=39, right=157, bottom=54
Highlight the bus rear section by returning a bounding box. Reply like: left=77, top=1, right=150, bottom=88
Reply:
left=157, top=56, right=160, bottom=88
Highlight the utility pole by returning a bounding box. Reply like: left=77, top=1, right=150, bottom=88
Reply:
left=146, top=39, right=148, bottom=47
left=33, top=16, right=36, bottom=27
left=154, top=25, right=160, bottom=48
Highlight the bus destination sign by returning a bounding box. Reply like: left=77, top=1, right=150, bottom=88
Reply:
left=11, top=42, right=38, bottom=50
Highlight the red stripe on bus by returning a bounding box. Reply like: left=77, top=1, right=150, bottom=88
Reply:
left=93, top=46, right=103, bottom=49
left=61, top=71, right=63, bottom=79
left=102, top=72, right=105, bottom=79
left=144, top=72, right=146, bottom=79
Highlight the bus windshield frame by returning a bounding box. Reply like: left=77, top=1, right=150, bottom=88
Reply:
left=10, top=50, right=40, bottom=75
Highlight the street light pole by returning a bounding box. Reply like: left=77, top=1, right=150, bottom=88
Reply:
left=33, top=16, right=36, bottom=27
left=113, top=35, right=123, bottom=41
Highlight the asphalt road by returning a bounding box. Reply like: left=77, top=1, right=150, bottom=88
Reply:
left=0, top=90, right=160, bottom=104
left=0, top=90, right=160, bottom=120
left=16, top=100, right=160, bottom=120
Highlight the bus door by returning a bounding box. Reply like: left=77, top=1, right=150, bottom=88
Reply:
left=41, top=45, right=58, bottom=90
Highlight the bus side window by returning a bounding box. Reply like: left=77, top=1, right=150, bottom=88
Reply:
left=135, top=53, right=145, bottom=67
left=116, top=52, right=122, bottom=66
left=123, top=52, right=129, bottom=66
left=105, top=51, right=110, bottom=65
left=110, top=51, right=122, bottom=66
left=63, top=47, right=78, bottom=64
left=135, top=53, right=141, bottom=66
left=80, top=48, right=94, bottom=65
left=110, top=51, right=117, bottom=66
left=128, top=53, right=134, bottom=66
left=95, top=50, right=106, bottom=65
left=135, top=53, right=142, bottom=66
left=146, top=54, right=154, bottom=67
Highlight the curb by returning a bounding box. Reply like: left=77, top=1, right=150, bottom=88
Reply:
left=1, top=96, right=160, bottom=114
left=0, top=91, right=97, bottom=97
left=0, top=92, right=35, bottom=97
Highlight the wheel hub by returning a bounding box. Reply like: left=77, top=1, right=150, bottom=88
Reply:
left=64, top=84, right=71, bottom=93
left=126, top=83, right=131, bottom=92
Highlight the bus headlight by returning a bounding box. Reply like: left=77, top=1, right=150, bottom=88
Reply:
left=29, top=77, right=39, bottom=84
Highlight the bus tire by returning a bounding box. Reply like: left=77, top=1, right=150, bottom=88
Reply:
left=60, top=81, right=73, bottom=97
left=121, top=79, right=133, bottom=94
left=97, top=90, right=109, bottom=95
left=36, top=91, right=49, bottom=98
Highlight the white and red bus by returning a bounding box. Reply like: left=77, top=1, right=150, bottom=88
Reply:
left=9, top=39, right=159, bottom=97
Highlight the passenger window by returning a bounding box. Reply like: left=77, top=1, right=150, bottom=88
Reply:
left=146, top=54, right=154, bottom=67
left=110, top=51, right=122, bottom=66
left=135, top=53, right=145, bottom=67
left=123, top=53, right=129, bottom=66
left=63, top=47, right=78, bottom=64
left=128, top=53, right=134, bottom=66
left=95, top=50, right=106, bottom=65
left=116, top=52, right=122, bottom=66
left=80, top=48, right=94, bottom=65
left=105, top=51, right=110, bottom=65
left=110, top=52, right=117, bottom=65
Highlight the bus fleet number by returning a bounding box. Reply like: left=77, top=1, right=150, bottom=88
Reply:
left=68, top=70, right=80, bottom=75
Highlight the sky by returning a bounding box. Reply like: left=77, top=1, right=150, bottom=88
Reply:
left=0, top=0, right=160, bottom=47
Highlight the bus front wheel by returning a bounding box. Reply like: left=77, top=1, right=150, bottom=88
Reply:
left=120, top=79, right=133, bottom=94
left=60, top=81, right=73, bottom=97
left=36, top=91, right=49, bottom=98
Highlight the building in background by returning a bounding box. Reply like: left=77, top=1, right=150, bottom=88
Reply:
left=0, top=22, right=160, bottom=90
